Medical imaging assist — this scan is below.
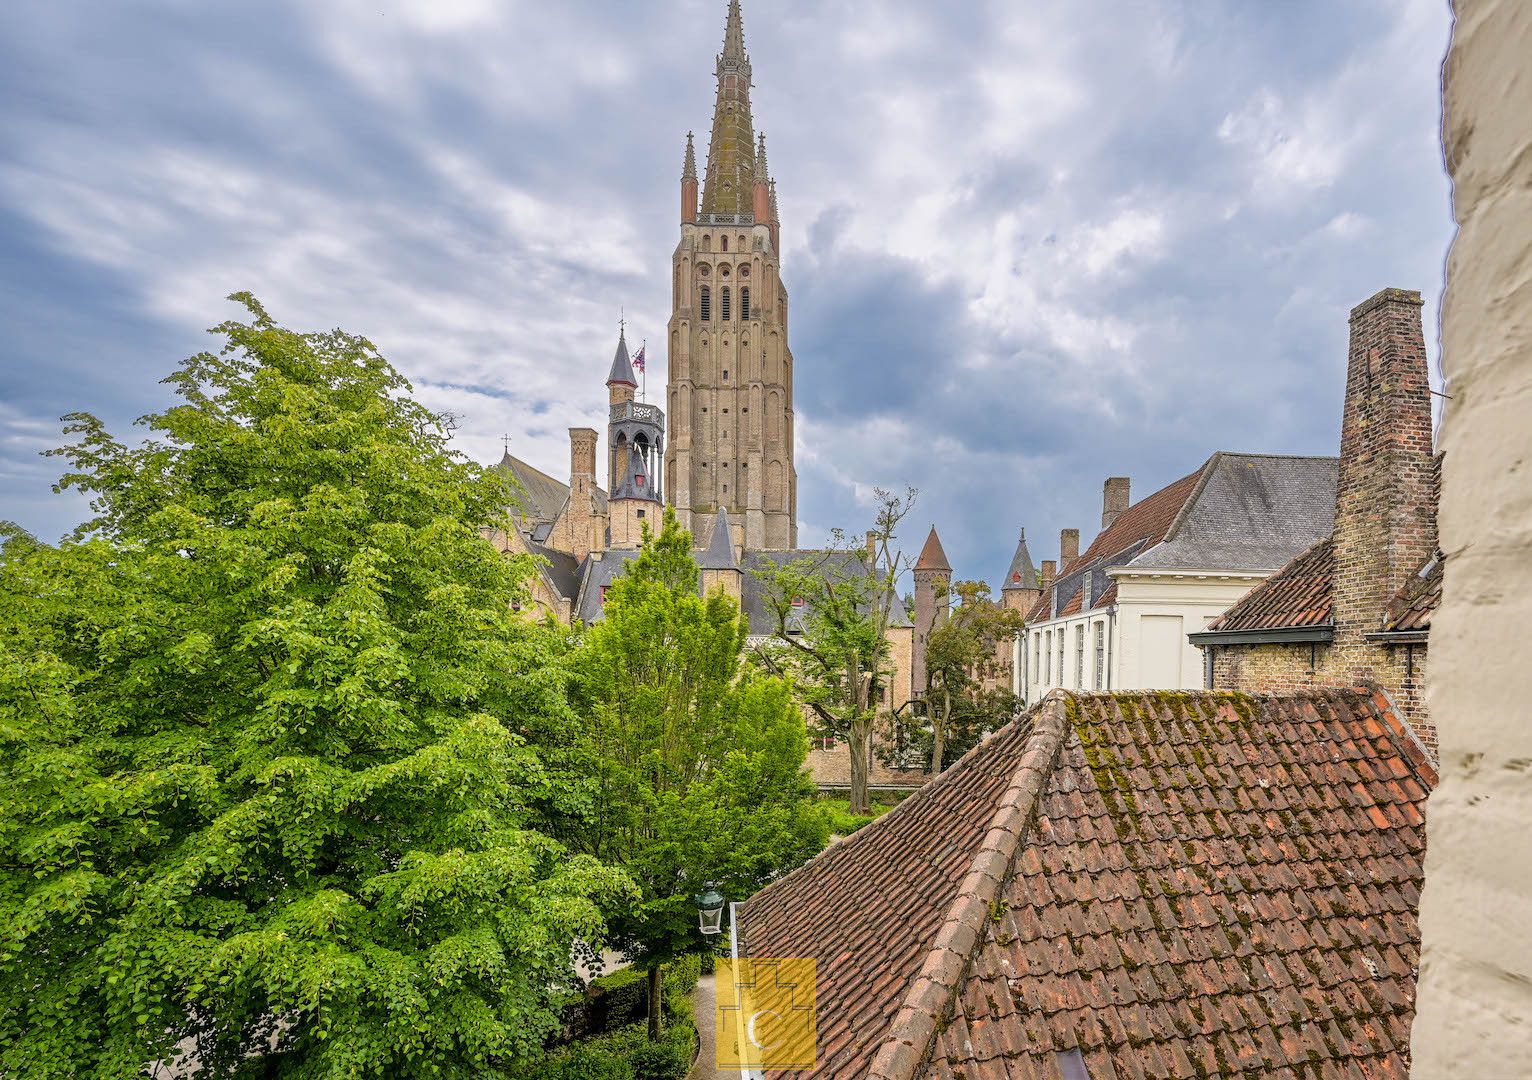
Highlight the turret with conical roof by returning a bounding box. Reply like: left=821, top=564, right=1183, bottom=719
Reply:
left=607, top=327, right=637, bottom=402
left=1000, top=528, right=1041, bottom=616
left=912, top=526, right=953, bottom=692
left=608, top=442, right=661, bottom=549
left=699, top=506, right=743, bottom=603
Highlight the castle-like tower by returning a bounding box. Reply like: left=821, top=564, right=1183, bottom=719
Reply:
left=664, top=0, right=797, bottom=551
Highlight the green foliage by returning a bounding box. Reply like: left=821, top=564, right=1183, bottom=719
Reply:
left=526, top=959, right=701, bottom=1080
left=574, top=511, right=827, bottom=985
left=816, top=797, right=894, bottom=837
left=0, top=296, right=630, bottom=1078
left=750, top=488, right=918, bottom=813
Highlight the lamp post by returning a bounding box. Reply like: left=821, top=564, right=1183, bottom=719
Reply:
left=696, top=887, right=762, bottom=1080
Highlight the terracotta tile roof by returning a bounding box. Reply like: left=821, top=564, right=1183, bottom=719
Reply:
left=1028, top=466, right=1209, bottom=622
left=1207, top=537, right=1334, bottom=632
left=738, top=689, right=1434, bottom=1079
left=1381, top=552, right=1443, bottom=633
left=916, top=527, right=952, bottom=572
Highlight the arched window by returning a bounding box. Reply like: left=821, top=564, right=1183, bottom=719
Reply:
left=721, top=287, right=731, bottom=321
left=722, top=235, right=729, bottom=252
left=702, top=234, right=712, bottom=251
left=699, top=285, right=711, bottom=321
left=740, top=287, right=750, bottom=320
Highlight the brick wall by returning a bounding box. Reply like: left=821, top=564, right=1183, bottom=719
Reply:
left=1211, top=640, right=1436, bottom=753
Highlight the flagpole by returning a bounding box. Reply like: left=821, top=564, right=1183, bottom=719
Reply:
left=641, top=339, right=647, bottom=402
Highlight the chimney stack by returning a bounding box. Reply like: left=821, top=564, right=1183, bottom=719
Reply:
left=1102, top=477, right=1131, bottom=530
left=1040, top=559, right=1056, bottom=594
left=866, top=529, right=878, bottom=562
left=1332, top=288, right=1436, bottom=670
left=1060, top=528, right=1080, bottom=567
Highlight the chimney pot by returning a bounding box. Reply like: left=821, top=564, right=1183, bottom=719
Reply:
left=1102, top=477, right=1131, bottom=530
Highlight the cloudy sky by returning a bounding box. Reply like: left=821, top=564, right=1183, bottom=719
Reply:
left=1, top=0, right=1454, bottom=583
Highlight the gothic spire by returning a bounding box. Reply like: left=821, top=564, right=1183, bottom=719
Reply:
left=682, top=131, right=697, bottom=181
left=700, top=0, right=756, bottom=218
left=769, top=178, right=779, bottom=221
left=754, top=132, right=769, bottom=181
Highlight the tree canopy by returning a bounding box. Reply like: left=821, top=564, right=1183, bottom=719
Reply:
left=574, top=510, right=825, bottom=1035
left=0, top=296, right=629, bottom=1078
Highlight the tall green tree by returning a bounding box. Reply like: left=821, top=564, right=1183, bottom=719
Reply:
left=753, top=488, right=916, bottom=814
left=575, top=510, right=826, bottom=1038
left=0, top=295, right=629, bottom=1078
left=915, top=580, right=1025, bottom=772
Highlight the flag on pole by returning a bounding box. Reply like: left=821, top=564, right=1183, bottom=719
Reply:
left=632, top=345, right=646, bottom=373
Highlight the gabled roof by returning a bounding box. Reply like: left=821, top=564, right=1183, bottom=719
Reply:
left=1208, top=538, right=1335, bottom=632
left=915, top=527, right=951, bottom=572
left=1029, top=454, right=1337, bottom=624
left=526, top=538, right=580, bottom=603
left=1001, top=529, right=1038, bottom=592
left=738, top=689, right=1435, bottom=1079
left=494, top=452, right=608, bottom=524
left=572, top=549, right=642, bottom=624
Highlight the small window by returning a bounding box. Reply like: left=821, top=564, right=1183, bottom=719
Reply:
left=741, top=287, right=751, bottom=320
left=637, top=508, right=646, bottom=518
left=723, top=369, right=729, bottom=381
left=721, top=287, right=731, bottom=321
left=702, top=234, right=711, bottom=251
left=722, top=235, right=728, bottom=252
left=722, top=484, right=728, bottom=493
left=792, top=596, right=805, bottom=608
left=599, top=585, right=609, bottom=604
left=722, top=408, right=729, bottom=414
left=700, top=285, right=711, bottom=321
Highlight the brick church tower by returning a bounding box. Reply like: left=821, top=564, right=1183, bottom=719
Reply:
left=664, top=0, right=797, bottom=550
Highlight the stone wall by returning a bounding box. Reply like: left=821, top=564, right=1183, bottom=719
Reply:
left=1412, top=1, right=1532, bottom=1071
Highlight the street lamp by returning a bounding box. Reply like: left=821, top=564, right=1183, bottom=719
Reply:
left=696, top=886, right=725, bottom=936
left=694, top=886, right=761, bottom=1080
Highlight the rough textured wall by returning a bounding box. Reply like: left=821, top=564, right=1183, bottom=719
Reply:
left=1412, top=1, right=1532, bottom=1072
left=1211, top=642, right=1435, bottom=753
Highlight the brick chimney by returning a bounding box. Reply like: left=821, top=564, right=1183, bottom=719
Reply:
left=1331, top=287, right=1437, bottom=673
left=1060, top=528, right=1080, bottom=567
left=866, top=530, right=878, bottom=562
left=1102, top=477, right=1130, bottom=530
left=1040, top=559, right=1056, bottom=595
left=556, top=427, right=602, bottom=561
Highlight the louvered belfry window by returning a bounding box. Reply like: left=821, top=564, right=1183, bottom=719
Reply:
left=721, top=287, right=731, bottom=321
left=700, top=286, right=711, bottom=321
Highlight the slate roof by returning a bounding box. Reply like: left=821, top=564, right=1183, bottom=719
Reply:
left=607, top=329, right=637, bottom=387
left=1208, top=539, right=1335, bottom=632
left=609, top=443, right=660, bottom=503
left=495, top=452, right=609, bottom=525
left=738, top=689, right=1434, bottom=1080
left=739, top=549, right=867, bottom=637
left=1029, top=454, right=1337, bottom=625
left=526, top=538, right=581, bottom=603
left=699, top=507, right=739, bottom=570
left=1127, top=453, right=1337, bottom=571
left=1001, top=530, right=1038, bottom=593
left=572, top=549, right=642, bottom=624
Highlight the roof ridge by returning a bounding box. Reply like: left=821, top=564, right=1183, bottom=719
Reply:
left=865, top=696, right=1072, bottom=1080
left=1158, top=452, right=1221, bottom=546
left=1363, top=686, right=1440, bottom=785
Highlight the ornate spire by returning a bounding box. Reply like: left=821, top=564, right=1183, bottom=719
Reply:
left=754, top=132, right=769, bottom=181
left=722, top=0, right=746, bottom=61
left=769, top=177, right=779, bottom=222
left=700, top=0, right=756, bottom=218
left=682, top=131, right=697, bottom=181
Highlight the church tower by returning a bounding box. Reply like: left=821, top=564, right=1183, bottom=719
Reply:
left=665, top=0, right=797, bottom=550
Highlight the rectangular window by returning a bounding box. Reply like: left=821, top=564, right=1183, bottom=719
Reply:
left=699, top=287, right=711, bottom=321
left=1075, top=626, right=1085, bottom=689
left=1033, top=633, right=1041, bottom=687
left=741, top=286, right=751, bottom=319
left=1094, top=622, right=1106, bottom=689
left=1043, top=631, right=1052, bottom=684
left=721, top=287, right=732, bottom=321
left=1057, top=635, right=1065, bottom=689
